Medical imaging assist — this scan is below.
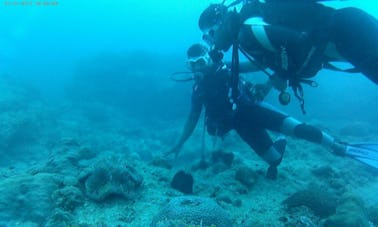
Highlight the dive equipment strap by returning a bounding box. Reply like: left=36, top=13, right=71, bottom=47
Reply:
left=239, top=46, right=273, bottom=78
left=290, top=78, right=318, bottom=115
left=201, top=113, right=207, bottom=163
left=239, top=45, right=319, bottom=114
left=230, top=42, right=240, bottom=111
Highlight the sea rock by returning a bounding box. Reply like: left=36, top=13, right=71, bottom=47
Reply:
left=368, top=205, right=378, bottom=225
left=150, top=157, right=172, bottom=169
left=151, top=196, right=233, bottom=227
left=283, top=186, right=338, bottom=218
left=312, top=166, right=337, bottom=179
left=323, top=195, right=370, bottom=227
left=170, top=170, right=194, bottom=194
left=211, top=149, right=234, bottom=167
left=235, top=166, right=258, bottom=188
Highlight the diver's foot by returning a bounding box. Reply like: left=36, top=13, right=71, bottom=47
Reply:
left=332, top=141, right=347, bottom=156
left=265, top=138, right=286, bottom=180
left=274, top=137, right=287, bottom=156
left=266, top=165, right=278, bottom=180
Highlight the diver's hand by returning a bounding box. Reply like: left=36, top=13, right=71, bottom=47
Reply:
left=164, top=144, right=182, bottom=158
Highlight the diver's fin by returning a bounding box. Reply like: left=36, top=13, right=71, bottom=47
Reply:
left=345, top=143, right=378, bottom=169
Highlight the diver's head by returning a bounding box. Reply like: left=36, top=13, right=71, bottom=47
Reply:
left=199, top=4, right=228, bottom=33
left=199, top=4, right=240, bottom=51
left=186, top=43, right=212, bottom=73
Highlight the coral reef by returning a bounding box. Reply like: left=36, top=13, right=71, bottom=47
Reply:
left=43, top=139, right=97, bottom=176
left=151, top=196, right=233, bottom=227
left=81, top=160, right=143, bottom=202
left=52, top=186, right=84, bottom=211
left=44, top=209, right=75, bottom=227
left=0, top=173, right=60, bottom=225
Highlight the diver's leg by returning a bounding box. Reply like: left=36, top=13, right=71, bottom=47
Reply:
left=235, top=102, right=289, bottom=179
left=236, top=125, right=286, bottom=179
left=330, top=7, right=378, bottom=84
left=281, top=117, right=347, bottom=155
left=245, top=102, right=336, bottom=148
left=280, top=117, right=337, bottom=148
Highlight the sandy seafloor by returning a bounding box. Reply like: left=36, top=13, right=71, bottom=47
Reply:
left=1, top=75, right=378, bottom=227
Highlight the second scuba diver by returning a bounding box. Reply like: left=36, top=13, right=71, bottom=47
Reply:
left=167, top=43, right=349, bottom=179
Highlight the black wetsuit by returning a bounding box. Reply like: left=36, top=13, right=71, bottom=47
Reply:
left=191, top=63, right=288, bottom=157
left=190, top=62, right=336, bottom=167
left=329, top=7, right=378, bottom=84
left=237, top=1, right=378, bottom=84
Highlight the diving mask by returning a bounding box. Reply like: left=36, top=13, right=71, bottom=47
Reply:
left=187, top=54, right=211, bottom=72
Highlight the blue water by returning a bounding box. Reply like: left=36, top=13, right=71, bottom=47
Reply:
left=1, top=0, right=378, bottom=225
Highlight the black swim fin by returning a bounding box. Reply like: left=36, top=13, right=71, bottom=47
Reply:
left=345, top=143, right=378, bottom=169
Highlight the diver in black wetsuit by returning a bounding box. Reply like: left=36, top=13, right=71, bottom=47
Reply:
left=198, top=1, right=378, bottom=107
left=167, top=43, right=346, bottom=179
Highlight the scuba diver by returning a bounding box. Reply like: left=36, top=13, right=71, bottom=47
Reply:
left=166, top=43, right=378, bottom=180
left=198, top=0, right=378, bottom=113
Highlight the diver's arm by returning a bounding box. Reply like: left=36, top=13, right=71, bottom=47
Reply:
left=225, top=61, right=263, bottom=73
left=177, top=105, right=202, bottom=147
left=168, top=102, right=202, bottom=157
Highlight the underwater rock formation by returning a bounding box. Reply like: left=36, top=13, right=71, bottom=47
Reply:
left=150, top=157, right=172, bottom=169
left=170, top=170, right=194, bottom=194
left=235, top=166, right=258, bottom=188
left=81, top=161, right=143, bottom=202
left=44, top=209, right=75, bottom=227
left=151, top=196, right=233, bottom=227
left=368, top=205, right=378, bottom=225
left=211, top=149, right=234, bottom=167
left=52, top=186, right=84, bottom=211
left=0, top=173, right=60, bottom=225
left=323, top=195, right=370, bottom=227
left=283, top=186, right=338, bottom=218
left=43, top=140, right=98, bottom=177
